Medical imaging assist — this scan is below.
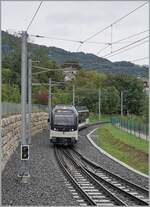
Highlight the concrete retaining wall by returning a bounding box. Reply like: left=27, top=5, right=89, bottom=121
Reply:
left=1, top=112, right=48, bottom=171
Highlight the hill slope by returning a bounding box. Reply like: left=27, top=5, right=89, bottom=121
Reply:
left=2, top=31, right=148, bottom=77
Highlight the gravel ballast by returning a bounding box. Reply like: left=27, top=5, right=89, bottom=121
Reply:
left=2, top=130, right=78, bottom=206
left=2, top=124, right=149, bottom=206
left=75, top=125, right=149, bottom=189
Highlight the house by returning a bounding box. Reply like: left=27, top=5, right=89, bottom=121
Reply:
left=63, top=66, right=77, bottom=81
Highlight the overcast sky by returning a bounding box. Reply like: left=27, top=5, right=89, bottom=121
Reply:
left=2, top=1, right=149, bottom=65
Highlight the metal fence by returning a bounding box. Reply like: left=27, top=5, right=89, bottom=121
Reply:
left=111, top=117, right=148, bottom=140
left=2, top=102, right=49, bottom=117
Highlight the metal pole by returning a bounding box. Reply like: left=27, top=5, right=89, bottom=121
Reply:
left=98, top=88, right=101, bottom=121
left=21, top=31, right=28, bottom=146
left=19, top=31, right=29, bottom=179
left=28, top=58, right=32, bottom=145
left=121, top=91, right=123, bottom=116
left=48, top=78, right=51, bottom=130
left=73, top=85, right=75, bottom=106
left=0, top=1, right=1, bottom=148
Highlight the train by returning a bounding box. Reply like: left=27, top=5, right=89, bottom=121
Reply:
left=49, top=104, right=89, bottom=145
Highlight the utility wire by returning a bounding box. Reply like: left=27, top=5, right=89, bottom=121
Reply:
left=76, top=43, right=83, bottom=52
left=31, top=34, right=81, bottom=43
left=112, top=29, right=149, bottom=44
left=102, top=40, right=148, bottom=59
left=31, top=33, right=147, bottom=45
left=102, top=36, right=149, bottom=58
left=83, top=1, right=148, bottom=43
left=85, top=41, right=137, bottom=44
left=30, top=29, right=149, bottom=51
left=97, top=45, right=110, bottom=55
left=31, top=34, right=112, bottom=45
left=83, top=41, right=109, bottom=44
left=26, top=1, right=43, bottom=31
left=75, top=2, right=148, bottom=53
left=97, top=29, right=149, bottom=55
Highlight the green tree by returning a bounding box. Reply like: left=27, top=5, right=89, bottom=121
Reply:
left=101, top=87, right=120, bottom=114
left=2, top=83, right=20, bottom=103
left=104, top=74, right=146, bottom=115
left=52, top=90, right=72, bottom=106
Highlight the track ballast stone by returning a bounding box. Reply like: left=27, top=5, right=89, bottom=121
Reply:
left=74, top=125, right=148, bottom=189
left=2, top=125, right=148, bottom=206
left=2, top=130, right=78, bottom=206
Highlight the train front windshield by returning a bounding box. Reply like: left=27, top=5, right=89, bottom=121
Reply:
left=54, top=114, right=75, bottom=126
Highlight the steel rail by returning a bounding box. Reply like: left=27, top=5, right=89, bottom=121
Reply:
left=86, top=168, right=149, bottom=206
left=69, top=148, right=149, bottom=206
left=72, top=148, right=148, bottom=193
left=62, top=148, right=126, bottom=206
left=54, top=147, right=97, bottom=206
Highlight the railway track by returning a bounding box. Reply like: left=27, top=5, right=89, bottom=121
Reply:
left=67, top=147, right=149, bottom=206
left=55, top=146, right=126, bottom=206
left=55, top=146, right=149, bottom=206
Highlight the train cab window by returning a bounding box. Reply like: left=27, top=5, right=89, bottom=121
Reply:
left=54, top=114, right=75, bottom=126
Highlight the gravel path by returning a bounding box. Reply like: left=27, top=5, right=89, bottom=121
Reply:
left=2, top=130, right=78, bottom=206
left=74, top=125, right=149, bottom=189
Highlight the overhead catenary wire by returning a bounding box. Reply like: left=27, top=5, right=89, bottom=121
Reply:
left=30, top=29, right=149, bottom=55
left=96, top=30, right=149, bottom=55
left=97, top=45, right=110, bottom=55
left=112, top=29, right=149, bottom=44
left=76, top=43, right=84, bottom=52
left=96, top=32, right=147, bottom=55
left=83, top=2, right=148, bottom=43
left=25, top=1, right=148, bottom=63
left=30, top=33, right=149, bottom=45
left=101, top=36, right=149, bottom=58
left=29, top=33, right=148, bottom=63
left=26, top=1, right=43, bottom=31
left=74, top=2, right=148, bottom=53
left=31, top=34, right=82, bottom=43
left=31, top=34, right=107, bottom=44
left=102, top=40, right=148, bottom=59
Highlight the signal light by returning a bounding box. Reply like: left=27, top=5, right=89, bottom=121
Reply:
left=21, top=145, right=29, bottom=160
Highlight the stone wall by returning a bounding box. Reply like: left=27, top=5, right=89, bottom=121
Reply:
left=1, top=112, right=48, bottom=171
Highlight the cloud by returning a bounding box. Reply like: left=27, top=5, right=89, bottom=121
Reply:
left=2, top=1, right=149, bottom=65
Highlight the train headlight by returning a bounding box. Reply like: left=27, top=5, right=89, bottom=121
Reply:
left=54, top=128, right=56, bottom=131
left=72, top=129, right=74, bottom=131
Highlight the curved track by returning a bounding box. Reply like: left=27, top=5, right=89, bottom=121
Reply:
left=55, top=146, right=127, bottom=206
left=67, top=147, right=149, bottom=206
left=55, top=145, right=149, bottom=206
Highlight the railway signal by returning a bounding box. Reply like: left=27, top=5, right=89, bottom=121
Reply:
left=21, top=145, right=29, bottom=160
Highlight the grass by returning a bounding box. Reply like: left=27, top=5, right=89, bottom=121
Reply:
left=113, top=114, right=148, bottom=125
left=96, top=124, right=148, bottom=174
